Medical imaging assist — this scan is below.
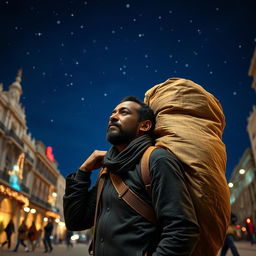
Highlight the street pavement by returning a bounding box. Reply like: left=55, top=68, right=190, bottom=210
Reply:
left=0, top=241, right=256, bottom=256
left=217, top=241, right=256, bottom=256
left=0, top=243, right=90, bottom=256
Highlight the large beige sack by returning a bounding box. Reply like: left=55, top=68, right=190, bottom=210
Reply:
left=144, top=78, right=230, bottom=256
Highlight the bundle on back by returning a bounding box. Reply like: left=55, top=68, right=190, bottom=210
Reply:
left=144, top=78, right=230, bottom=256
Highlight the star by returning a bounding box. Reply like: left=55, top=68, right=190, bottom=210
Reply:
left=57, top=20, right=61, bottom=24
left=126, top=4, right=130, bottom=8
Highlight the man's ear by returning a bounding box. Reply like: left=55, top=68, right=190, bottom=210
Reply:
left=138, top=120, right=152, bottom=132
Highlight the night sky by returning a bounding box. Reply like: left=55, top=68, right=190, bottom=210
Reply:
left=0, top=0, right=255, bottom=183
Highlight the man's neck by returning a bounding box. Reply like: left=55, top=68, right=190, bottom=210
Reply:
left=115, top=144, right=127, bottom=152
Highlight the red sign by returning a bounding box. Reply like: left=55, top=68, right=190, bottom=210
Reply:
left=46, top=146, right=55, bottom=162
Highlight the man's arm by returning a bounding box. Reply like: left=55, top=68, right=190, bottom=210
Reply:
left=63, top=150, right=106, bottom=231
left=150, top=149, right=200, bottom=256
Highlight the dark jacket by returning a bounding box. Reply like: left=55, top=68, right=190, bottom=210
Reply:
left=5, top=221, right=15, bottom=236
left=44, top=222, right=53, bottom=238
left=64, top=148, right=200, bottom=256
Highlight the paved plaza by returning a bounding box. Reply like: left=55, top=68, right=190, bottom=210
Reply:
left=0, top=241, right=256, bottom=256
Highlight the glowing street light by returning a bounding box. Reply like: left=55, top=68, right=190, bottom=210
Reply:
left=43, top=217, right=48, bottom=222
left=228, top=182, right=234, bottom=188
left=52, top=192, right=57, bottom=197
left=239, top=169, right=245, bottom=175
left=24, top=207, right=30, bottom=213
left=30, top=208, right=36, bottom=214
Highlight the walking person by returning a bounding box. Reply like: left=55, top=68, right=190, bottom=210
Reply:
left=220, top=213, right=240, bottom=256
left=36, top=228, right=42, bottom=248
left=43, top=218, right=53, bottom=253
left=13, top=220, right=29, bottom=252
left=65, top=230, right=73, bottom=248
left=28, top=221, right=37, bottom=251
left=1, top=219, right=15, bottom=249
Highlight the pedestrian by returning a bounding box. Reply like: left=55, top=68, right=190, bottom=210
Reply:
left=220, top=213, right=240, bottom=256
left=1, top=219, right=15, bottom=249
left=64, top=96, right=200, bottom=255
left=13, top=220, right=29, bottom=252
left=43, top=218, right=53, bottom=253
left=36, top=228, right=42, bottom=248
left=246, top=218, right=256, bottom=245
left=65, top=230, right=73, bottom=248
left=28, top=221, right=37, bottom=251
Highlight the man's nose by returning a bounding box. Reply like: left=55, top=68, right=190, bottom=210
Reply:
left=109, top=113, right=119, bottom=121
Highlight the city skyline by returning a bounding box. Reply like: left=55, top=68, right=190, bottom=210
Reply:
left=0, top=0, right=255, bottom=182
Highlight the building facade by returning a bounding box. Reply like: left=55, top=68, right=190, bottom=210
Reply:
left=229, top=48, right=256, bottom=236
left=0, top=71, right=65, bottom=246
left=248, top=48, right=256, bottom=164
left=229, top=148, right=256, bottom=226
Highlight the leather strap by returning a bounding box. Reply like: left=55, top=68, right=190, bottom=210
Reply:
left=89, top=168, right=107, bottom=256
left=110, top=162, right=157, bottom=224
left=141, top=146, right=157, bottom=195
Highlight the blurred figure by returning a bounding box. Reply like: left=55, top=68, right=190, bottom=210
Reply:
left=28, top=221, right=37, bottom=251
left=43, top=218, right=53, bottom=253
left=245, top=218, right=256, bottom=245
left=65, top=230, right=73, bottom=248
left=36, top=228, right=42, bottom=248
left=13, top=220, right=29, bottom=252
left=1, top=219, right=15, bottom=249
left=220, top=213, right=240, bottom=256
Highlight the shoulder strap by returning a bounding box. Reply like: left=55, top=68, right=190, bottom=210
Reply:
left=89, top=168, right=107, bottom=256
left=110, top=171, right=157, bottom=225
left=140, top=146, right=157, bottom=195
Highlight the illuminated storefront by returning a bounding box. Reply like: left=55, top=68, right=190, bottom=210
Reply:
left=0, top=71, right=66, bottom=246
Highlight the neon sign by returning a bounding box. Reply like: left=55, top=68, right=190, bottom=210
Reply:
left=46, top=146, right=55, bottom=162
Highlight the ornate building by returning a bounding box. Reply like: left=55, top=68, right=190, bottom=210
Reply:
left=248, top=48, right=256, bottom=164
left=229, top=48, right=256, bottom=234
left=229, top=148, right=256, bottom=225
left=0, top=71, right=65, bottom=246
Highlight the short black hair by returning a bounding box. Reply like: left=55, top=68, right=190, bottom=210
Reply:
left=120, top=96, right=156, bottom=134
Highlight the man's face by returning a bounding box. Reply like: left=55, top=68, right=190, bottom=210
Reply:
left=106, top=101, right=141, bottom=145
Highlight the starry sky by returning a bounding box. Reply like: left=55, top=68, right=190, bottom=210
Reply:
left=0, top=0, right=255, bottom=183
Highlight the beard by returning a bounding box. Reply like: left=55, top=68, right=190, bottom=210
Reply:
left=106, top=125, right=137, bottom=145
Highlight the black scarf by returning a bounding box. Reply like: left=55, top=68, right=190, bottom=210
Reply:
left=104, top=134, right=153, bottom=175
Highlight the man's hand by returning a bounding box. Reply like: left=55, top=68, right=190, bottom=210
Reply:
left=79, top=150, right=107, bottom=172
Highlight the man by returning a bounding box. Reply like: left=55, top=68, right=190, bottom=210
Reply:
left=64, top=96, right=200, bottom=255
left=43, top=219, right=53, bottom=253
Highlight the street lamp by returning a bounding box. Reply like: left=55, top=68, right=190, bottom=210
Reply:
left=30, top=208, right=36, bottom=214
left=239, top=169, right=245, bottom=175
left=24, top=207, right=30, bottom=213
left=44, top=217, right=48, bottom=222
left=52, top=192, right=57, bottom=198
left=228, top=182, right=234, bottom=188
